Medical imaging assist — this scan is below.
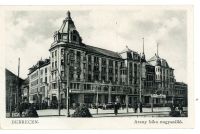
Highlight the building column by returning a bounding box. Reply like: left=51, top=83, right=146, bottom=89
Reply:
left=74, top=50, right=77, bottom=80
left=113, top=61, right=115, bottom=82
left=127, top=61, right=129, bottom=85
left=108, top=85, right=111, bottom=102
left=101, top=94, right=105, bottom=103
left=106, top=59, right=109, bottom=82
left=99, top=58, right=102, bottom=81
left=118, top=62, right=120, bottom=85
left=91, top=55, right=94, bottom=81
left=80, top=52, right=84, bottom=80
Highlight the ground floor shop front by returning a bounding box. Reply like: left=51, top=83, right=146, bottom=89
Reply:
left=29, top=92, right=176, bottom=109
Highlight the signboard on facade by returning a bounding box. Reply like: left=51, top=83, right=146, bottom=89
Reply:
left=151, top=94, right=166, bottom=98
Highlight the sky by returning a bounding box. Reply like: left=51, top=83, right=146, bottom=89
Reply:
left=5, top=7, right=187, bottom=83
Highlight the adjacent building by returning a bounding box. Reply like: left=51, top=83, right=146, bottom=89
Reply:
left=5, top=69, right=24, bottom=112
left=148, top=52, right=175, bottom=105
left=28, top=59, right=50, bottom=107
left=174, top=82, right=188, bottom=106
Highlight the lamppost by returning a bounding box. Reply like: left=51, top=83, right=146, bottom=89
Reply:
left=66, top=53, right=70, bottom=117
left=43, top=82, right=49, bottom=108
left=95, top=81, right=99, bottom=115
left=56, top=68, right=61, bottom=116
left=125, top=85, right=129, bottom=113
left=64, top=49, right=70, bottom=117
left=139, top=54, right=142, bottom=104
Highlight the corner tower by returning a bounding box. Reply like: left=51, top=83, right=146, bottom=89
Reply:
left=50, top=11, right=83, bottom=50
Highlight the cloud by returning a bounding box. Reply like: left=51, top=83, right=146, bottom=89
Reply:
left=5, top=9, right=187, bottom=83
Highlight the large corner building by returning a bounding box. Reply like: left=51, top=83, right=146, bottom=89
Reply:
left=28, top=11, right=186, bottom=108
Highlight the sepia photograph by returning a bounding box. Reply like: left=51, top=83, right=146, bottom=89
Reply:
left=0, top=5, right=194, bottom=129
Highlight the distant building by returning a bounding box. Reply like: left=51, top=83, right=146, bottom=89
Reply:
left=5, top=69, right=24, bottom=112
left=21, top=78, right=29, bottom=103
left=28, top=59, right=50, bottom=107
left=174, top=82, right=188, bottom=106
left=148, top=52, right=175, bottom=105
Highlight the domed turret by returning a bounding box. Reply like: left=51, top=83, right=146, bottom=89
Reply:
left=52, top=11, right=82, bottom=46
left=155, top=56, right=161, bottom=66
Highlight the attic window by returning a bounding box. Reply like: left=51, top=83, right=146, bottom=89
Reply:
left=63, top=35, right=67, bottom=40
left=72, top=35, right=77, bottom=41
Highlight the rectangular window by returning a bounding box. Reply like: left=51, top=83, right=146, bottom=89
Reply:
left=45, top=77, right=47, bottom=83
left=83, top=63, right=86, bottom=69
left=52, top=83, right=57, bottom=89
left=61, top=71, right=64, bottom=77
left=45, top=68, right=47, bottom=74
left=52, top=52, right=54, bottom=58
left=55, top=50, right=57, bottom=57
left=61, top=48, right=64, bottom=56
left=40, top=69, right=43, bottom=75
left=88, top=55, right=91, bottom=62
left=61, top=59, right=64, bottom=66
left=52, top=62, right=54, bottom=68
left=40, top=78, right=43, bottom=83
left=73, top=35, right=77, bottom=41
left=55, top=61, right=57, bottom=68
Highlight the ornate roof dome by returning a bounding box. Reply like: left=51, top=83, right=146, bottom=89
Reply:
left=148, top=53, right=161, bottom=66
left=58, top=11, right=77, bottom=33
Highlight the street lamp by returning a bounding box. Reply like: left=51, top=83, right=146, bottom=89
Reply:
left=55, top=68, right=62, bottom=116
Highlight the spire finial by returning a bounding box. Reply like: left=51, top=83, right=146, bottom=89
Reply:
left=66, top=11, right=71, bottom=19
left=157, top=42, right=159, bottom=56
left=142, top=37, right=144, bottom=54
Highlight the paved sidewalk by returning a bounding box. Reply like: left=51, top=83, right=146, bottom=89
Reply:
left=7, top=107, right=187, bottom=118
left=36, top=107, right=172, bottom=117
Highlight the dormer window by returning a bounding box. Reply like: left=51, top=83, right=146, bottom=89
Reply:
left=72, top=35, right=77, bottom=41
left=63, top=35, right=67, bottom=40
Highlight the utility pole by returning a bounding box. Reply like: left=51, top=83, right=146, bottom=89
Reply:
left=17, top=58, right=20, bottom=111
left=95, top=81, right=99, bottom=115
left=139, top=54, right=142, bottom=103
left=57, top=72, right=61, bottom=116
left=56, top=67, right=63, bottom=116
left=9, top=82, right=13, bottom=117
left=126, top=86, right=129, bottom=113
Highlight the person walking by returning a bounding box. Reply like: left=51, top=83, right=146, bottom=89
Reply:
left=134, top=102, right=138, bottom=113
left=18, top=102, right=24, bottom=117
left=139, top=102, right=143, bottom=113
left=114, top=102, right=118, bottom=115
left=178, top=103, right=183, bottom=115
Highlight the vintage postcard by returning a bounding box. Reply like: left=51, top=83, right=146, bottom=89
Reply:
left=0, top=5, right=194, bottom=129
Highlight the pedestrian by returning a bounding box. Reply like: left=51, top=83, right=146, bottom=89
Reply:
left=114, top=102, right=118, bottom=115
left=170, top=103, right=174, bottom=112
left=25, top=104, right=38, bottom=117
left=18, top=102, right=24, bottom=117
left=178, top=103, right=183, bottom=115
left=134, top=102, right=138, bottom=113
left=139, top=102, right=143, bottom=113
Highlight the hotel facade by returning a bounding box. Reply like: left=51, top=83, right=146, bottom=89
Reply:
left=27, top=11, right=185, bottom=108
